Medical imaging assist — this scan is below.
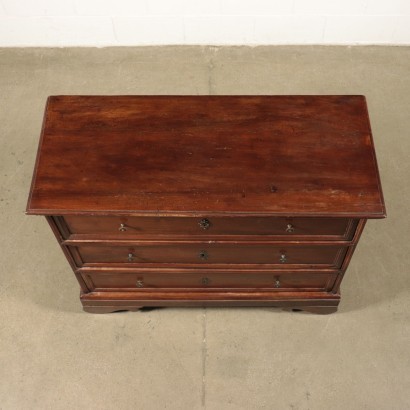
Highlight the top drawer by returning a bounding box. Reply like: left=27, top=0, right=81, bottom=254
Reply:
left=61, top=216, right=357, bottom=240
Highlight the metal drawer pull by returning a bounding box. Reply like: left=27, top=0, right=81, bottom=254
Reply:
left=199, top=218, right=211, bottom=230
left=199, top=250, right=208, bottom=261
left=274, top=277, right=281, bottom=288
left=202, top=277, right=210, bottom=285
left=119, top=223, right=127, bottom=232
left=280, top=254, right=287, bottom=263
left=286, top=224, right=294, bottom=233
left=128, top=253, right=135, bottom=262
left=136, top=279, right=144, bottom=288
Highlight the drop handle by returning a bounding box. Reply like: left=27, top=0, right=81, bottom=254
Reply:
left=274, top=277, right=281, bottom=288
left=280, top=254, right=287, bottom=263
left=136, top=279, right=144, bottom=288
left=119, top=223, right=127, bottom=232
left=286, top=224, right=294, bottom=233
left=128, top=253, right=135, bottom=262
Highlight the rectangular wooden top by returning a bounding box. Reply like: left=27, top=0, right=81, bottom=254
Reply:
left=27, top=95, right=385, bottom=218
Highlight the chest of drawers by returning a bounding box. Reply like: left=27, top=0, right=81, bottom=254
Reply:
left=27, top=95, right=385, bottom=314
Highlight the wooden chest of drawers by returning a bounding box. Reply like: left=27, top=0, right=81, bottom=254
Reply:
left=27, top=96, right=385, bottom=314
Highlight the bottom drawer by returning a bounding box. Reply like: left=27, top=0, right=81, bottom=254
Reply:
left=81, top=270, right=338, bottom=292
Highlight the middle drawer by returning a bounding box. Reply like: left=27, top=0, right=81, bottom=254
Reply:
left=68, top=242, right=348, bottom=269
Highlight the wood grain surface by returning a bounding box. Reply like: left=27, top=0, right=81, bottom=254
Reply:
left=27, top=95, right=385, bottom=218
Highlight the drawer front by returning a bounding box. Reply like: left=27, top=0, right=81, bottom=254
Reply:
left=62, top=215, right=356, bottom=240
left=81, top=270, right=338, bottom=292
left=72, top=243, right=347, bottom=268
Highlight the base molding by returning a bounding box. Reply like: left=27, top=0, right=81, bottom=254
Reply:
left=80, top=290, right=340, bottom=314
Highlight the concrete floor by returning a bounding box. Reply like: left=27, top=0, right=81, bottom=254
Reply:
left=0, top=46, right=409, bottom=410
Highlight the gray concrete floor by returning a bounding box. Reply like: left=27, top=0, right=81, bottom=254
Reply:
left=0, top=46, right=409, bottom=410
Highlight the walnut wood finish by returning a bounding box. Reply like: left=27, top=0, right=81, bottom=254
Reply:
left=70, top=242, right=347, bottom=268
left=27, top=96, right=385, bottom=218
left=81, top=270, right=337, bottom=292
left=27, top=96, right=386, bottom=314
left=62, top=215, right=357, bottom=240
left=80, top=290, right=341, bottom=314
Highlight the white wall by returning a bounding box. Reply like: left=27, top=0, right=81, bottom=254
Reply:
left=0, top=0, right=409, bottom=46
